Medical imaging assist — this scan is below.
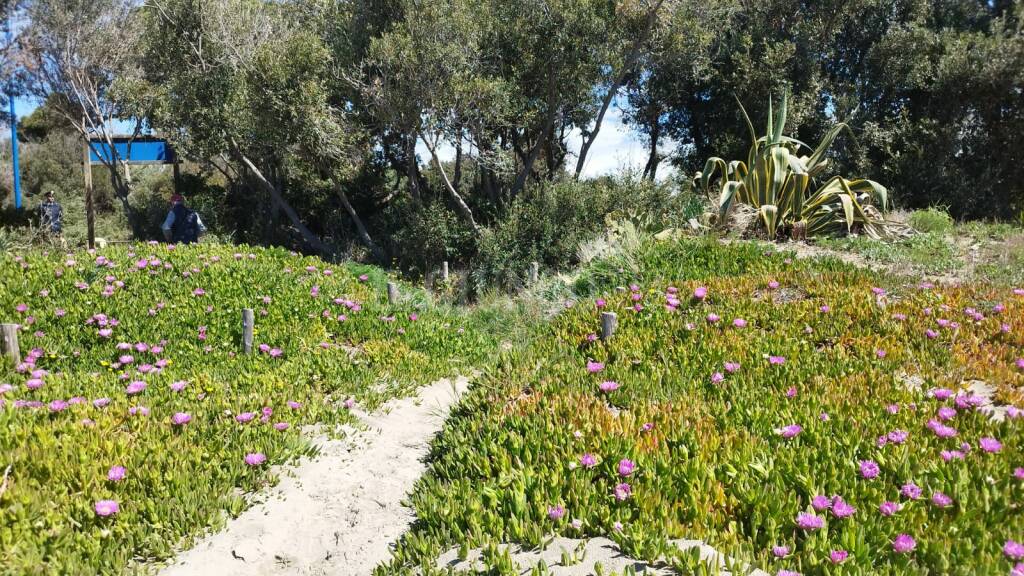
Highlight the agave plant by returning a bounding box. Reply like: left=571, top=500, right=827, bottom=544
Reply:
left=696, top=91, right=891, bottom=239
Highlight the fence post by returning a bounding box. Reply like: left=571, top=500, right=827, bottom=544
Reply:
left=241, top=309, right=254, bottom=355
left=387, top=282, right=399, bottom=304
left=600, top=312, right=617, bottom=341
left=529, top=261, right=539, bottom=284
left=1, top=324, right=20, bottom=364
left=442, top=261, right=450, bottom=282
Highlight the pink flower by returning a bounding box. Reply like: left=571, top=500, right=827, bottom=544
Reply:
left=706, top=313, right=720, bottom=324
left=879, top=501, right=901, bottom=516
left=831, top=498, right=855, bottom=518
left=580, top=453, right=597, bottom=468
left=48, top=400, right=68, bottom=412
left=1006, top=540, right=1024, bottom=561
left=128, top=406, right=149, bottom=416
left=932, top=388, right=953, bottom=400
left=778, top=424, right=802, bottom=439
left=820, top=305, right=831, bottom=313
left=171, top=412, right=192, bottom=426
left=795, top=512, right=824, bottom=530
left=892, top=534, right=916, bottom=554
left=170, top=381, right=187, bottom=392
left=287, top=401, right=302, bottom=409
left=107, top=466, right=126, bottom=482
left=614, top=482, right=632, bottom=501
left=358, top=274, right=369, bottom=282
left=811, top=495, right=831, bottom=511
left=94, top=500, right=119, bottom=517
left=244, top=452, right=267, bottom=466
left=937, top=406, right=956, bottom=420
left=25, top=378, right=44, bottom=390
left=599, top=381, right=620, bottom=393
left=786, top=387, right=797, bottom=398
left=724, top=361, right=740, bottom=373
left=125, top=381, right=147, bottom=395
left=931, top=492, right=953, bottom=508
left=710, top=372, right=724, bottom=384
left=192, top=288, right=206, bottom=296
left=829, top=550, right=848, bottom=564
left=980, top=437, right=1002, bottom=453
left=769, top=356, right=786, bottom=365
left=859, top=460, right=880, bottom=479
left=732, top=318, right=747, bottom=328
left=93, top=398, right=111, bottom=408
left=1015, top=467, right=1024, bottom=480
left=274, top=422, right=290, bottom=431
left=586, top=361, right=604, bottom=373
left=772, top=545, right=790, bottom=558
left=617, top=459, right=636, bottom=476
left=547, top=505, right=566, bottom=520
left=693, top=286, right=708, bottom=301
left=901, top=483, right=922, bottom=500
left=236, top=412, right=256, bottom=423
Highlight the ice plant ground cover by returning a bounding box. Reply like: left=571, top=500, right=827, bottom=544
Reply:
left=0, top=244, right=496, bottom=575
left=380, top=239, right=1024, bottom=575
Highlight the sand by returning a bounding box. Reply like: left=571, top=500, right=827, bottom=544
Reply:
left=160, top=376, right=470, bottom=576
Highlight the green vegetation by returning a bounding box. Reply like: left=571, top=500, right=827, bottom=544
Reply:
left=907, top=208, right=954, bottom=235
left=0, top=245, right=500, bottom=574
left=699, top=92, right=889, bottom=239
left=380, top=238, right=1024, bottom=575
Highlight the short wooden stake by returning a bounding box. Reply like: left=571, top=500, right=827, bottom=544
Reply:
left=600, top=312, right=617, bottom=341
left=241, top=309, right=254, bottom=354
left=441, top=261, right=450, bottom=282
left=529, top=261, right=539, bottom=284
left=1, top=324, right=20, bottom=364
left=387, top=282, right=399, bottom=304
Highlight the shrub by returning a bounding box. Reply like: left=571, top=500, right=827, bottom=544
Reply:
left=472, top=175, right=689, bottom=292
left=907, top=207, right=954, bottom=234
left=697, top=92, right=890, bottom=239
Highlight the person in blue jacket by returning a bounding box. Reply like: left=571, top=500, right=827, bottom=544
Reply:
left=161, top=194, right=207, bottom=244
left=38, top=191, right=63, bottom=235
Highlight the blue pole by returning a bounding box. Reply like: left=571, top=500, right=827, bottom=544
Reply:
left=6, top=20, right=20, bottom=209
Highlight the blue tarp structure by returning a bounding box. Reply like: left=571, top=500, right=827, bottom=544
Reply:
left=89, top=137, right=177, bottom=165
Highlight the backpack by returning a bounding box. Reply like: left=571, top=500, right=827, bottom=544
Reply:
left=171, top=204, right=200, bottom=244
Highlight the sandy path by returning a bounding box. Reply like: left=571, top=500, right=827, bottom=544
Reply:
left=160, top=376, right=470, bottom=576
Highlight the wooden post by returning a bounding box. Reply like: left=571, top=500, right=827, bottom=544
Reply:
left=600, top=312, right=617, bottom=341
left=529, top=261, right=539, bottom=284
left=441, top=261, right=450, bottom=282
left=1, top=324, right=20, bottom=364
left=387, top=282, right=399, bottom=304
left=241, top=309, right=254, bottom=354
left=82, top=139, right=95, bottom=250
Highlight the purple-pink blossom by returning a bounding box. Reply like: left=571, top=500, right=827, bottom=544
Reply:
left=171, top=412, right=191, bottom=426
left=614, top=482, right=632, bottom=501
left=879, top=501, right=901, bottom=516
left=547, top=505, right=566, bottom=521
left=94, top=500, right=119, bottom=517
left=892, top=534, right=916, bottom=554
left=795, top=512, right=824, bottom=530
left=617, top=459, right=636, bottom=476
left=244, top=452, right=267, bottom=466
left=599, top=381, right=620, bottom=393
left=778, top=424, right=802, bottom=439
left=859, top=460, right=880, bottom=479
left=107, top=466, right=126, bottom=482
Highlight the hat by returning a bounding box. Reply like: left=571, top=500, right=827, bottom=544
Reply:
left=170, top=194, right=184, bottom=203
left=45, top=190, right=54, bottom=197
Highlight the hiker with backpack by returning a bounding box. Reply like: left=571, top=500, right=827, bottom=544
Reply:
left=161, top=194, right=207, bottom=244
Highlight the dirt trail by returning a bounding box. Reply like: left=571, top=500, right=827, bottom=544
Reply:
left=160, top=376, right=470, bottom=576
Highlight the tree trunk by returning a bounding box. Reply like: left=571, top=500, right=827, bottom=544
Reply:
left=420, top=133, right=480, bottom=233
left=510, top=74, right=558, bottom=199
left=337, top=186, right=386, bottom=263
left=405, top=137, right=422, bottom=201
left=643, top=119, right=661, bottom=181
left=453, top=137, right=463, bottom=192
left=574, top=0, right=666, bottom=179
left=230, top=143, right=332, bottom=255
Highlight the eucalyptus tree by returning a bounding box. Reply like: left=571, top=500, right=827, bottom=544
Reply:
left=136, top=0, right=382, bottom=256
left=16, top=0, right=145, bottom=233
